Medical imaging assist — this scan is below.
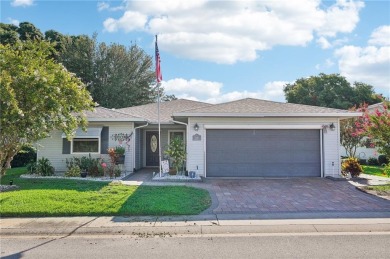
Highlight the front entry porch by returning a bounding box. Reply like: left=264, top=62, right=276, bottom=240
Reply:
left=134, top=124, right=186, bottom=171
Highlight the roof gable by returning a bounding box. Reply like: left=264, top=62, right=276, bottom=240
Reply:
left=118, top=99, right=212, bottom=123
left=173, top=98, right=360, bottom=117
left=85, top=107, right=145, bottom=121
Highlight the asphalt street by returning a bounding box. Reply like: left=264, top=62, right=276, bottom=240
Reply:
left=1, top=232, right=390, bottom=259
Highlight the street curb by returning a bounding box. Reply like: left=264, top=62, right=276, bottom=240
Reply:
left=2, top=217, right=390, bottom=237
left=2, top=224, right=390, bottom=237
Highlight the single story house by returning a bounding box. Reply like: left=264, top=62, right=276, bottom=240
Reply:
left=37, top=98, right=360, bottom=178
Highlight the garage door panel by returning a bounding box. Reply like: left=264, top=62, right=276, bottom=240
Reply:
left=206, top=129, right=321, bottom=177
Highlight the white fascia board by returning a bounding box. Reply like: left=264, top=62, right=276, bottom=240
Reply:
left=204, top=125, right=323, bottom=130
left=173, top=112, right=362, bottom=117
left=87, top=118, right=146, bottom=122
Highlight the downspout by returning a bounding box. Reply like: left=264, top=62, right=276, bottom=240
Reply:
left=133, top=121, right=149, bottom=172
left=170, top=120, right=189, bottom=170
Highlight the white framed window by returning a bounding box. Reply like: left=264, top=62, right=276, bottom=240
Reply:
left=168, top=130, right=185, bottom=144
left=62, top=127, right=102, bottom=154
left=71, top=138, right=100, bottom=154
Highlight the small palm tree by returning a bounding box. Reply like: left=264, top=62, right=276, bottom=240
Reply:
left=164, top=137, right=186, bottom=174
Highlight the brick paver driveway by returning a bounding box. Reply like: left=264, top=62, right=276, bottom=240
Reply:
left=206, top=178, right=390, bottom=214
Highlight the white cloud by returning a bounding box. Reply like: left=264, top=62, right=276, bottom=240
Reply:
left=335, top=45, right=390, bottom=91
left=11, top=0, right=33, bottom=7
left=316, top=0, right=364, bottom=37
left=97, top=2, right=110, bottom=12
left=163, top=78, right=222, bottom=100
left=317, top=37, right=332, bottom=49
left=368, top=26, right=390, bottom=46
left=163, top=78, right=288, bottom=103
left=335, top=26, right=390, bottom=92
left=7, top=18, right=20, bottom=26
left=97, top=1, right=125, bottom=12
left=103, top=0, right=364, bottom=64
left=103, top=11, right=147, bottom=32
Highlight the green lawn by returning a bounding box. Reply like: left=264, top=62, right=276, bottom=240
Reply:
left=364, top=184, right=390, bottom=196
left=0, top=167, right=211, bottom=217
left=362, top=165, right=388, bottom=177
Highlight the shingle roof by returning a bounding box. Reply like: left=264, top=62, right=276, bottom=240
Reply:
left=85, top=107, right=145, bottom=121
left=173, top=98, right=359, bottom=117
left=118, top=99, right=212, bottom=123
left=367, top=102, right=385, bottom=112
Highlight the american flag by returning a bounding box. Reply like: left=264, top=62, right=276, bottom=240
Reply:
left=155, top=35, right=162, bottom=83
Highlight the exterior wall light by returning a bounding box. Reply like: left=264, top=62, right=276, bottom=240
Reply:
left=194, top=123, right=199, bottom=131
left=329, top=123, right=335, bottom=131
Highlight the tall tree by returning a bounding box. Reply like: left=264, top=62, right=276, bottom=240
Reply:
left=17, top=22, right=44, bottom=41
left=0, top=23, right=19, bottom=45
left=284, top=73, right=382, bottom=109
left=0, top=41, right=95, bottom=176
left=56, top=34, right=96, bottom=90
left=44, top=29, right=67, bottom=55
left=1, top=21, right=173, bottom=108
left=92, top=43, right=156, bottom=108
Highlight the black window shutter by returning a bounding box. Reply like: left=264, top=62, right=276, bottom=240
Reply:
left=101, top=126, right=109, bottom=154
left=62, top=139, right=71, bottom=154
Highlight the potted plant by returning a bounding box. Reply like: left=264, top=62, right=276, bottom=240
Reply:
left=164, top=137, right=186, bottom=175
left=114, top=146, right=126, bottom=164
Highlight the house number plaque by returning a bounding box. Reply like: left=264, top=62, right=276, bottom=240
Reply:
left=192, top=134, right=201, bottom=141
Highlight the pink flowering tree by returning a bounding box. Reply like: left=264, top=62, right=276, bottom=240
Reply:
left=356, top=101, right=390, bottom=159
left=340, top=114, right=365, bottom=158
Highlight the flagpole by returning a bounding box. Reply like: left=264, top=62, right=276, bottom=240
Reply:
left=157, top=81, right=161, bottom=177
left=155, top=35, right=162, bottom=177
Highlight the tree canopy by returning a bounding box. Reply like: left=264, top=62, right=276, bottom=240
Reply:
left=0, top=21, right=174, bottom=109
left=0, top=41, right=95, bottom=176
left=284, top=73, right=382, bottom=109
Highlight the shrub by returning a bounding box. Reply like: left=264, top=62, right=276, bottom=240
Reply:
left=66, top=155, right=100, bottom=177
left=367, top=157, right=379, bottom=166
left=114, top=146, right=126, bottom=156
left=65, top=166, right=81, bottom=177
left=96, top=159, right=107, bottom=177
left=65, top=158, right=77, bottom=170
left=341, top=157, right=363, bottom=178
left=115, top=167, right=122, bottom=177
left=11, top=145, right=37, bottom=167
left=358, top=159, right=367, bottom=165
left=383, top=164, right=390, bottom=178
left=26, top=162, right=37, bottom=174
left=36, top=157, right=55, bottom=176
left=378, top=155, right=389, bottom=166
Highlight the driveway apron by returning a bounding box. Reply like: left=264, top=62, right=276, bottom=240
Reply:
left=123, top=171, right=390, bottom=214
left=207, top=178, right=390, bottom=214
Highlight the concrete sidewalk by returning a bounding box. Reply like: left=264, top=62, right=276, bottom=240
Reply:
left=2, top=214, right=390, bottom=237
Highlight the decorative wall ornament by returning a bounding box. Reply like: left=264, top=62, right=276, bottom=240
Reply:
left=111, top=132, right=133, bottom=150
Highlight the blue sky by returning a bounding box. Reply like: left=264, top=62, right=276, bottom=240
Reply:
left=2, top=0, right=389, bottom=103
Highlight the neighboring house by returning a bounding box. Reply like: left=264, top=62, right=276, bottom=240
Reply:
left=339, top=102, right=384, bottom=160
left=37, top=98, right=360, bottom=178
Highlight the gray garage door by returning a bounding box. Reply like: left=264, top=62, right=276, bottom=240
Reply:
left=206, top=129, right=321, bottom=177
